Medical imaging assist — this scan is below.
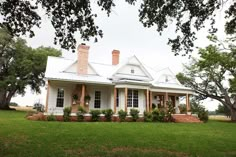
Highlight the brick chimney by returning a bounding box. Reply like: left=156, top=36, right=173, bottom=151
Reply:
left=77, top=44, right=90, bottom=75
left=112, top=50, right=120, bottom=65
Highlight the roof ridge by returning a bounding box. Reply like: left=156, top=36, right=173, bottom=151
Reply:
left=48, top=56, right=74, bottom=61
left=90, top=62, right=113, bottom=66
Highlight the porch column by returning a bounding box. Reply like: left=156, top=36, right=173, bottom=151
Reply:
left=114, top=87, right=117, bottom=113
left=189, top=94, right=191, bottom=111
left=146, top=89, right=149, bottom=112
left=149, top=91, right=152, bottom=112
left=164, top=92, right=168, bottom=108
left=125, top=88, right=127, bottom=112
left=186, top=93, right=189, bottom=111
left=80, top=84, right=85, bottom=106
left=45, top=80, right=50, bottom=112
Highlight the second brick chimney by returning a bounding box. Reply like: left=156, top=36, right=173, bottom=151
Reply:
left=77, top=44, right=90, bottom=75
left=112, top=50, right=120, bottom=65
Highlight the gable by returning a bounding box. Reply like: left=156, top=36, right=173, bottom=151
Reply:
left=113, top=56, right=153, bottom=81
left=117, top=64, right=147, bottom=77
left=154, top=68, right=180, bottom=85
left=63, top=61, right=98, bottom=75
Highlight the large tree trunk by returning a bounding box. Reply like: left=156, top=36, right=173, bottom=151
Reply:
left=231, top=109, right=236, bottom=121
left=0, top=90, right=13, bottom=110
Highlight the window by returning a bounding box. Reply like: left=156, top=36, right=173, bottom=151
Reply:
left=116, top=89, right=119, bottom=107
left=127, top=89, right=139, bottom=107
left=56, top=88, right=64, bottom=107
left=94, top=91, right=101, bottom=108
left=131, top=68, right=135, bottom=74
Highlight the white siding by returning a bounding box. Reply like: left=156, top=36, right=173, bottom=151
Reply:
left=86, top=85, right=113, bottom=110
left=118, top=89, right=146, bottom=114
left=47, top=81, right=74, bottom=114
left=65, top=62, right=97, bottom=75
left=117, top=65, right=147, bottom=77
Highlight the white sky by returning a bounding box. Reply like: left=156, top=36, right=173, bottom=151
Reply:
left=11, top=1, right=227, bottom=111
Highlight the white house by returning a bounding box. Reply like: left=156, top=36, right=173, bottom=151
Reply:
left=44, top=44, right=194, bottom=115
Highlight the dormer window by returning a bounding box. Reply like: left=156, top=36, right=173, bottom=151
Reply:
left=131, top=68, right=135, bottom=74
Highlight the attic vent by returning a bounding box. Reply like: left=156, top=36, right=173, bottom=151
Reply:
left=131, top=69, right=135, bottom=74
left=165, top=76, right=169, bottom=82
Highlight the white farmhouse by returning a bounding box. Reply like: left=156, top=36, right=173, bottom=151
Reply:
left=45, top=44, right=194, bottom=115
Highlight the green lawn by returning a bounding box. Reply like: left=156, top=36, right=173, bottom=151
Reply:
left=0, top=111, right=236, bottom=157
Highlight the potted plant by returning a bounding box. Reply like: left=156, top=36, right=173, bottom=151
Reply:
left=187, top=109, right=192, bottom=115
left=72, top=94, right=78, bottom=104
left=84, top=95, right=91, bottom=105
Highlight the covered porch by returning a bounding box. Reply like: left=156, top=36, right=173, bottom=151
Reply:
left=45, top=80, right=113, bottom=114
left=112, top=84, right=193, bottom=114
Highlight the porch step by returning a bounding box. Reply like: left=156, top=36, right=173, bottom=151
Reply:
left=172, top=114, right=202, bottom=123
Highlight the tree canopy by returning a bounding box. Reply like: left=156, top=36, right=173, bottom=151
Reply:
left=0, top=0, right=235, bottom=54
left=176, top=37, right=236, bottom=121
left=0, top=28, right=61, bottom=109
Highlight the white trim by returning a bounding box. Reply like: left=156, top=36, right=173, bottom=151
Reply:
left=115, top=84, right=150, bottom=90
left=151, top=88, right=194, bottom=94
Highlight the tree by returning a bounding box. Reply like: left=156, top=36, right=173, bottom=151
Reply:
left=0, top=28, right=61, bottom=109
left=0, top=1, right=235, bottom=54
left=176, top=38, right=236, bottom=121
left=216, top=104, right=231, bottom=117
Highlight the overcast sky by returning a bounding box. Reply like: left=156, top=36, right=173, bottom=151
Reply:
left=11, top=1, right=227, bottom=110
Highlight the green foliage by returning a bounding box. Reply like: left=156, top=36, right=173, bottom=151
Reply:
left=33, top=102, right=44, bottom=112
left=63, top=107, right=72, bottom=122
left=178, top=39, right=236, bottom=121
left=152, top=103, right=157, bottom=109
left=179, top=104, right=187, bottom=114
left=198, top=108, right=209, bottom=123
left=102, top=109, right=113, bottom=121
left=47, top=114, right=56, bottom=121
left=89, top=110, right=101, bottom=122
left=166, top=102, right=175, bottom=122
left=158, top=109, right=166, bottom=122
left=76, top=106, right=87, bottom=122
left=130, top=109, right=139, bottom=122
left=1, top=0, right=235, bottom=55
left=0, top=28, right=61, bottom=109
left=216, top=104, right=231, bottom=117
left=118, top=110, right=127, bottom=122
left=9, top=102, right=18, bottom=107
left=84, top=95, right=91, bottom=101
left=144, top=111, right=153, bottom=122
left=72, top=94, right=78, bottom=100
left=152, top=109, right=160, bottom=122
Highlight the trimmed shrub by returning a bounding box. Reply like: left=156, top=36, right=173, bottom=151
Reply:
left=166, top=102, right=175, bottom=122
left=197, top=106, right=209, bottom=123
left=90, top=110, right=101, bottom=122
left=118, top=109, right=127, bottom=122
left=76, top=106, right=87, bottom=122
left=47, top=114, right=56, bottom=121
left=63, top=107, right=72, bottom=122
left=152, top=109, right=160, bottom=122
left=130, top=109, right=139, bottom=121
left=102, top=109, right=113, bottom=121
left=158, top=109, right=166, bottom=122
left=144, top=111, right=153, bottom=122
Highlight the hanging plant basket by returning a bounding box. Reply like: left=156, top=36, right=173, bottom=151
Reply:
left=72, top=94, right=79, bottom=104
left=84, top=95, right=91, bottom=105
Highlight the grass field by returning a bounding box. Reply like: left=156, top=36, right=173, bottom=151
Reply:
left=0, top=110, right=236, bottom=157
